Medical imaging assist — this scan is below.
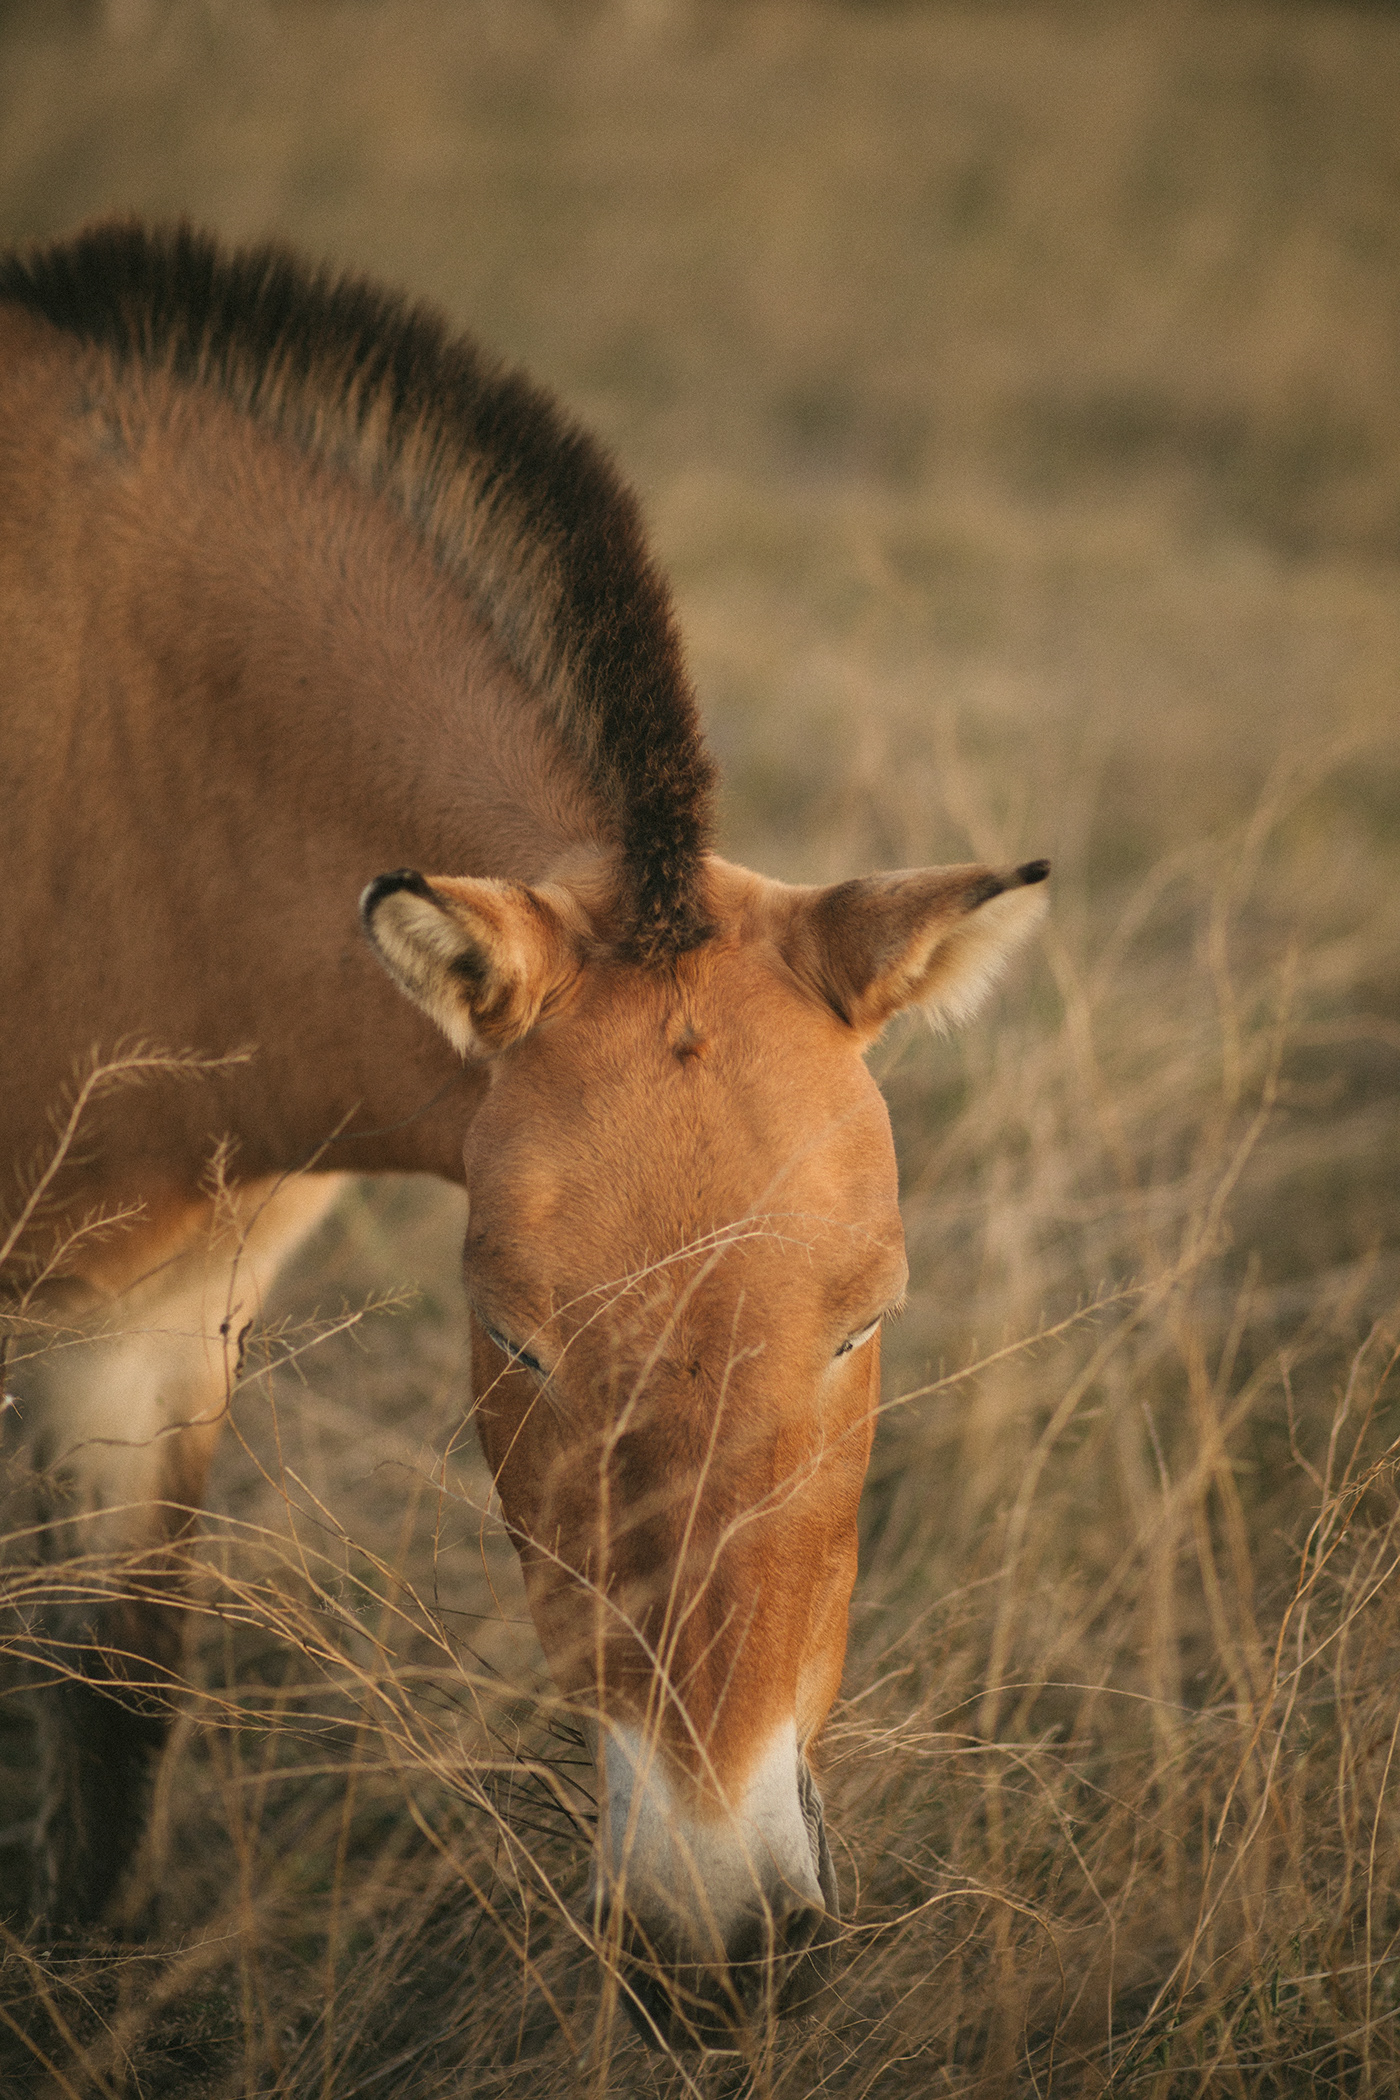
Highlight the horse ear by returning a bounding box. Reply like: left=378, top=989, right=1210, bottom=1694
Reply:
left=360, top=870, right=582, bottom=1057
left=782, top=860, right=1049, bottom=1041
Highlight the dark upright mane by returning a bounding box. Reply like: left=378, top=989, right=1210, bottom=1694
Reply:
left=0, top=219, right=715, bottom=962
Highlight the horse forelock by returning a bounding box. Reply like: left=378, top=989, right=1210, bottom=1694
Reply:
left=0, top=216, right=716, bottom=961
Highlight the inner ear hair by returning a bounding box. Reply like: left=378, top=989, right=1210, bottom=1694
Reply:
left=361, top=869, right=581, bottom=1057
left=792, top=859, right=1049, bottom=1040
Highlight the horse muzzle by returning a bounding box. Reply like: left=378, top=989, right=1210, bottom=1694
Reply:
left=590, top=1722, right=841, bottom=2049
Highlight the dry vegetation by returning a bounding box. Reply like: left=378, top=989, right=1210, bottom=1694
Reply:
left=3, top=1, right=1400, bottom=2091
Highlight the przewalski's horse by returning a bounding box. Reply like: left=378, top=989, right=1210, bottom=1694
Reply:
left=0, top=221, right=1047, bottom=2044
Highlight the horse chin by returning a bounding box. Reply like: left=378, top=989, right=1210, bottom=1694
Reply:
left=615, top=1904, right=840, bottom=2052
left=608, top=1768, right=841, bottom=2052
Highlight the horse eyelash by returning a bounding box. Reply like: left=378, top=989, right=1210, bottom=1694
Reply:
left=483, top=1323, right=546, bottom=1377
left=833, top=1296, right=906, bottom=1359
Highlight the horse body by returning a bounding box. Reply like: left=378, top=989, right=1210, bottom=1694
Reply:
left=0, top=223, right=1045, bottom=2044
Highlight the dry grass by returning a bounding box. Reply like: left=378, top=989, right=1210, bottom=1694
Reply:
left=2, top=1, right=1400, bottom=2091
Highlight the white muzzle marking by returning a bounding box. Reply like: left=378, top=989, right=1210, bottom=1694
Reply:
left=592, top=1718, right=827, bottom=1965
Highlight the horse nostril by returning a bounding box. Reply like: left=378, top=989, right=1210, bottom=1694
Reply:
left=776, top=1898, right=827, bottom=1960
left=773, top=1897, right=839, bottom=2015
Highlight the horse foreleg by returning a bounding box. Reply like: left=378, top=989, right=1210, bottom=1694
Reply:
left=4, top=1172, right=343, bottom=1930
left=31, top=1443, right=218, bottom=1932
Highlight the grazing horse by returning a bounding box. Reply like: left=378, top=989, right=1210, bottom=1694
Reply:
left=0, top=221, right=1047, bottom=2044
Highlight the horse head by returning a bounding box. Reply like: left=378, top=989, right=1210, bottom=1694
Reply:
left=363, top=849, right=1047, bottom=2044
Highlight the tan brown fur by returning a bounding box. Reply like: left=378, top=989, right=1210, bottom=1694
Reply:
left=0, top=219, right=715, bottom=961
left=0, top=224, right=1045, bottom=2030
left=363, top=853, right=1047, bottom=2038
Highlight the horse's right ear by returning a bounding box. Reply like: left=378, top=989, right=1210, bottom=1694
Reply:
left=360, top=870, right=582, bottom=1058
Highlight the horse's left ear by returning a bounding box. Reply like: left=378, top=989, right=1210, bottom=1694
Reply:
left=360, top=870, right=582, bottom=1058
left=782, top=860, right=1049, bottom=1041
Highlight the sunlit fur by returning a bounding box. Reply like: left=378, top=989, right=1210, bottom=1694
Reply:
left=364, top=851, right=1047, bottom=2039
left=0, top=221, right=1045, bottom=2029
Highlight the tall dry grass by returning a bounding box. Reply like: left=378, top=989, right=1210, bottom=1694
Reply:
left=2, top=2, right=1399, bottom=2092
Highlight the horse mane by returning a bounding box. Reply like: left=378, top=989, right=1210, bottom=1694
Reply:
left=0, top=218, right=715, bottom=963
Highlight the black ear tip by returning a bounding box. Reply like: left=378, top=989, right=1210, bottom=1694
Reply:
left=360, top=868, right=434, bottom=924
left=1016, top=859, right=1051, bottom=886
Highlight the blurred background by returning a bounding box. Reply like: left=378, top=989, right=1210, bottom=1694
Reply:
left=1, top=3, right=1399, bottom=2093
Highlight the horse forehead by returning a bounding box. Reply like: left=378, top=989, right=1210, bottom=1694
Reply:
left=465, top=950, right=898, bottom=1263
left=506, top=954, right=887, bottom=1181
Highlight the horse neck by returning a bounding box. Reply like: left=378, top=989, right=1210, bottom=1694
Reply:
left=3, top=330, right=603, bottom=1189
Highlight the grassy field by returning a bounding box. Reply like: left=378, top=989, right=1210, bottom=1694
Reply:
left=2, top=1, right=1400, bottom=2091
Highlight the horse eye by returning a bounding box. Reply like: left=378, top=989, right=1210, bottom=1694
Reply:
left=483, top=1324, right=545, bottom=1377
left=834, top=1318, right=881, bottom=1361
